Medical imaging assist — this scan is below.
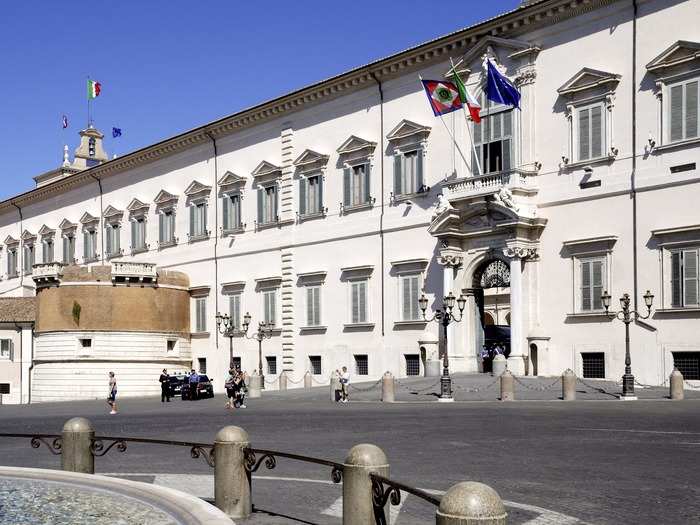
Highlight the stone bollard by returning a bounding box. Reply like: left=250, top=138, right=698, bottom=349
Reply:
left=61, top=417, right=95, bottom=474
left=435, top=481, right=507, bottom=525
left=214, top=426, right=251, bottom=519
left=343, top=444, right=389, bottom=525
left=381, top=372, right=395, bottom=403
left=304, top=371, right=312, bottom=389
left=248, top=374, right=262, bottom=399
left=330, top=374, right=341, bottom=402
left=500, top=370, right=514, bottom=401
left=562, top=369, right=576, bottom=401
left=279, top=372, right=288, bottom=391
left=492, top=355, right=507, bottom=377
left=670, top=368, right=684, bottom=400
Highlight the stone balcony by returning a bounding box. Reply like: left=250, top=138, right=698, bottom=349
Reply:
left=110, top=261, right=157, bottom=283
left=32, top=262, right=65, bottom=286
left=441, top=169, right=538, bottom=203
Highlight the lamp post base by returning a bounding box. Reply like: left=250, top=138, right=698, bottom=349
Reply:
left=618, top=395, right=638, bottom=401
left=439, top=376, right=453, bottom=402
left=621, top=373, right=635, bottom=398
left=437, top=396, right=455, bottom=403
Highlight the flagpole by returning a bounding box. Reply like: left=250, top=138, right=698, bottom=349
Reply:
left=87, top=76, right=91, bottom=129
left=449, top=58, right=483, bottom=177
left=418, top=75, right=470, bottom=171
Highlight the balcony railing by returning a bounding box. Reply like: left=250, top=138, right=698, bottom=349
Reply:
left=441, top=169, right=536, bottom=202
left=32, top=262, right=65, bottom=284
left=111, top=261, right=157, bottom=282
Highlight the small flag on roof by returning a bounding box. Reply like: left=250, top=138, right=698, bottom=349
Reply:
left=87, top=79, right=102, bottom=99
left=421, top=79, right=463, bottom=116
left=112, top=127, right=122, bottom=138
left=61, top=115, right=69, bottom=129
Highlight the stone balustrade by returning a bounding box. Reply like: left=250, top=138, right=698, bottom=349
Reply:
left=442, top=169, right=536, bottom=202
left=32, top=262, right=65, bottom=285
left=110, top=261, right=157, bottom=282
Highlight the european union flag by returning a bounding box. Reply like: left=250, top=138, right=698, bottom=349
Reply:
left=486, top=60, right=521, bottom=109
left=112, top=127, right=122, bottom=138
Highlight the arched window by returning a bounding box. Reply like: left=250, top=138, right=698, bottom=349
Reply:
left=483, top=312, right=495, bottom=326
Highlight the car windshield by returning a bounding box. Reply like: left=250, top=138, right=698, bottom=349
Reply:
left=199, top=375, right=209, bottom=382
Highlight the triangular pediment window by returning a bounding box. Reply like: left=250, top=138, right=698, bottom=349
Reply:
left=154, top=190, right=178, bottom=206
left=126, top=198, right=150, bottom=212
left=386, top=119, right=431, bottom=142
left=103, top=205, right=124, bottom=219
left=4, top=235, right=19, bottom=246
left=20, top=230, right=36, bottom=242
left=251, top=161, right=282, bottom=179
left=218, top=171, right=247, bottom=187
left=293, top=149, right=329, bottom=168
left=337, top=135, right=377, bottom=156
left=59, top=219, right=77, bottom=231
left=80, top=212, right=99, bottom=225
left=184, top=180, right=213, bottom=196
left=38, top=224, right=55, bottom=237
left=557, top=68, right=621, bottom=97
left=646, top=40, right=700, bottom=75
left=454, top=36, right=539, bottom=75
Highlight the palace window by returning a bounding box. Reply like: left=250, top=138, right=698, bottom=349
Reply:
left=22, top=243, right=34, bottom=275
left=580, top=257, right=606, bottom=312
left=83, top=229, right=97, bottom=262
left=0, top=339, right=11, bottom=359
left=189, top=202, right=208, bottom=239
left=670, top=248, right=699, bottom=308
left=577, top=102, right=605, bottom=161
left=198, top=358, right=207, bottom=375
left=393, top=148, right=424, bottom=196
left=105, top=223, right=121, bottom=258
left=42, top=238, right=54, bottom=264
left=405, top=354, right=420, bottom=376
left=222, top=193, right=242, bottom=232
left=582, top=352, right=605, bottom=379
left=473, top=95, right=513, bottom=174
left=309, top=355, right=322, bottom=375
left=562, top=236, right=616, bottom=316
left=672, top=352, right=700, bottom=380
left=62, top=234, right=75, bottom=263
left=7, top=248, right=17, bottom=278
left=343, top=163, right=371, bottom=208
left=669, top=79, right=699, bottom=143
left=195, top=297, right=207, bottom=332
left=354, top=354, right=368, bottom=376
left=400, top=273, right=422, bottom=321
left=350, top=279, right=369, bottom=324
left=131, top=217, right=147, bottom=253
left=299, top=174, right=323, bottom=217
left=159, top=210, right=176, bottom=246
left=257, top=184, right=278, bottom=225
left=263, top=288, right=278, bottom=327
left=266, top=356, right=277, bottom=375
left=229, top=293, right=241, bottom=331
left=306, top=285, right=321, bottom=327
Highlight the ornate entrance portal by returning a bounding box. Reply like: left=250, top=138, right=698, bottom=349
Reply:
left=473, top=259, right=511, bottom=373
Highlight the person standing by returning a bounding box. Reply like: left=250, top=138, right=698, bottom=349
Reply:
left=107, top=372, right=118, bottom=414
left=339, top=366, right=350, bottom=403
left=224, top=369, right=236, bottom=409
left=189, top=369, right=199, bottom=401
left=159, top=369, right=171, bottom=403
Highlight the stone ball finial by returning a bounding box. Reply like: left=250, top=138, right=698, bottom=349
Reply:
left=344, top=444, right=388, bottom=467
left=215, top=425, right=249, bottom=444
left=62, top=417, right=94, bottom=433
left=437, top=481, right=507, bottom=524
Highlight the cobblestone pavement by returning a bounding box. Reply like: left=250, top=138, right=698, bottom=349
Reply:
left=1, top=378, right=699, bottom=524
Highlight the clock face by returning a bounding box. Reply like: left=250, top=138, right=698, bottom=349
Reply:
left=479, top=260, right=510, bottom=288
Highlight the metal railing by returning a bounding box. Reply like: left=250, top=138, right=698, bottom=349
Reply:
left=370, top=473, right=440, bottom=525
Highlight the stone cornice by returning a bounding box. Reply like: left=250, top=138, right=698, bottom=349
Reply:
left=0, top=0, right=618, bottom=215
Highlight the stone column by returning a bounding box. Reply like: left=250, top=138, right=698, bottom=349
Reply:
left=437, top=250, right=462, bottom=369
left=342, top=444, right=389, bottom=525
left=61, top=417, right=95, bottom=474
left=503, top=247, right=536, bottom=376
left=214, top=426, right=251, bottom=519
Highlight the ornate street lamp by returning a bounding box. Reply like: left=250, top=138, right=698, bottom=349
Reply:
left=419, top=291, right=467, bottom=401
left=602, top=289, right=654, bottom=399
left=215, top=312, right=236, bottom=369
left=241, top=313, right=273, bottom=388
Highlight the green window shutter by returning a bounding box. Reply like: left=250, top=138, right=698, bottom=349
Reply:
left=230, top=294, right=240, bottom=330
left=257, top=188, right=264, bottom=224
left=670, top=84, right=684, bottom=142
left=359, top=281, right=367, bottom=323
left=114, top=226, right=120, bottom=252
left=83, top=232, right=89, bottom=259
left=364, top=163, right=371, bottom=204
left=579, top=108, right=590, bottom=160
left=343, top=168, right=351, bottom=206
left=158, top=214, right=164, bottom=242
left=416, top=148, right=424, bottom=191
left=502, top=138, right=511, bottom=171
left=270, top=291, right=277, bottom=326
left=318, top=175, right=324, bottom=211
left=591, top=105, right=603, bottom=158
left=306, top=287, right=314, bottom=326
left=189, top=206, right=195, bottom=236
left=314, top=287, right=320, bottom=325
left=222, top=195, right=230, bottom=230
left=402, top=276, right=411, bottom=320
left=131, top=221, right=137, bottom=249
left=351, top=282, right=359, bottom=324
left=299, top=178, right=307, bottom=216
left=686, top=81, right=698, bottom=139
left=581, top=261, right=592, bottom=311
left=234, top=195, right=241, bottom=229
left=592, top=260, right=604, bottom=310
left=671, top=251, right=682, bottom=307
left=105, top=227, right=112, bottom=255
left=62, top=237, right=68, bottom=263
left=683, top=249, right=698, bottom=306
left=393, top=155, right=402, bottom=195
left=202, top=203, right=208, bottom=233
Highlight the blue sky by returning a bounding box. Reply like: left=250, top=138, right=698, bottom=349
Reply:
left=0, top=1, right=519, bottom=201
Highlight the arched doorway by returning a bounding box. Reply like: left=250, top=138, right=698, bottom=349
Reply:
left=472, top=258, right=511, bottom=373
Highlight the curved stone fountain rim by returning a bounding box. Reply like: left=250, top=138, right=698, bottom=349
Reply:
left=0, top=466, right=235, bottom=525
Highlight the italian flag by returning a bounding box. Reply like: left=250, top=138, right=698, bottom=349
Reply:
left=87, top=79, right=102, bottom=99
left=451, top=71, right=481, bottom=123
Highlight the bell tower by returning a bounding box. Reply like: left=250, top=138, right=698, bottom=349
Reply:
left=73, top=126, right=108, bottom=169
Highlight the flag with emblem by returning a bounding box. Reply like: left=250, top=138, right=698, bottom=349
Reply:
left=87, top=79, right=102, bottom=99
left=421, top=79, right=463, bottom=116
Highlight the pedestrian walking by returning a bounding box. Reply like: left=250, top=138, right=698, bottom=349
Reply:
left=224, top=369, right=236, bottom=409
left=233, top=370, right=247, bottom=409
left=107, top=371, right=118, bottom=414
left=188, top=369, right=199, bottom=401
left=159, top=368, right=171, bottom=402
left=338, top=366, right=350, bottom=403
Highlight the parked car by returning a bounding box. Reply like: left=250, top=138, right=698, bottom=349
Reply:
left=181, top=375, right=214, bottom=400
left=168, top=375, right=186, bottom=397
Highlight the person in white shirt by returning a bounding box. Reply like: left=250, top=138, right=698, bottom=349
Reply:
left=338, top=366, right=350, bottom=403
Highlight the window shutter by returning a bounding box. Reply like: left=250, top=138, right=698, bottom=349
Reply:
left=402, top=276, right=411, bottom=320
left=318, top=175, right=324, bottom=211
left=416, top=148, right=424, bottom=191
left=63, top=237, right=68, bottom=263
left=581, top=261, right=592, bottom=311
left=683, top=249, right=698, bottom=306
left=314, top=287, right=320, bottom=325
left=235, top=195, right=242, bottom=229
left=351, top=283, right=359, bottom=324
left=222, top=195, right=230, bottom=230
left=257, top=188, right=263, bottom=223
left=393, top=155, right=402, bottom=195
left=299, top=177, right=307, bottom=216
left=591, top=106, right=603, bottom=158
left=364, top=164, right=371, bottom=204
left=579, top=108, right=590, bottom=160
left=592, top=260, right=603, bottom=310
left=105, top=227, right=112, bottom=255
left=230, top=294, right=240, bottom=330
left=189, top=206, right=195, bottom=236
left=359, top=281, right=367, bottom=323
left=670, top=84, right=684, bottom=142
left=131, top=221, right=137, bottom=249
left=502, top=138, right=511, bottom=171
left=686, top=81, right=698, bottom=139
left=270, top=291, right=276, bottom=326
left=159, top=214, right=164, bottom=242
left=83, top=232, right=89, bottom=259
left=343, top=167, right=351, bottom=206
left=114, top=226, right=120, bottom=252
left=202, top=203, right=208, bottom=233
left=671, top=251, right=682, bottom=307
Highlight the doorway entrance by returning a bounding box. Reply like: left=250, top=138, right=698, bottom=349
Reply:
left=472, top=258, right=511, bottom=373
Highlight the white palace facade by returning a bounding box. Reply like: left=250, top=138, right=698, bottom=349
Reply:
left=1, top=0, right=700, bottom=403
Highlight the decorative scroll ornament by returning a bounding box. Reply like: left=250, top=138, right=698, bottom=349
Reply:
left=371, top=476, right=402, bottom=525
left=244, top=449, right=277, bottom=473
left=503, top=247, right=538, bottom=260
left=90, top=439, right=128, bottom=457
left=190, top=445, right=216, bottom=467
left=30, top=436, right=62, bottom=455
